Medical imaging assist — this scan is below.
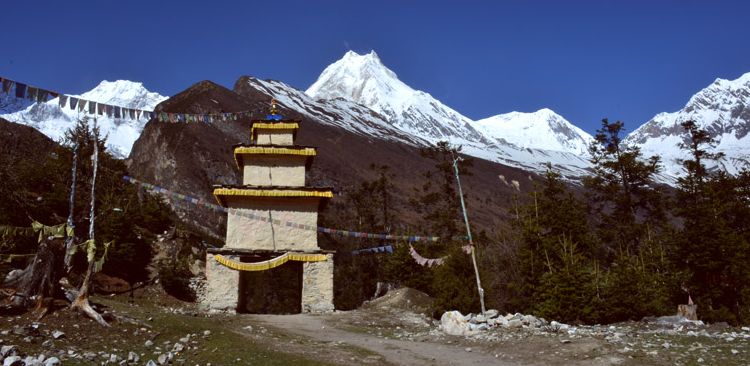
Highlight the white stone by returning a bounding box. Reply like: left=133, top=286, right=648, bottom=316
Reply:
left=43, top=357, right=60, bottom=366
left=3, top=356, right=22, bottom=366
left=440, top=311, right=473, bottom=336
left=128, top=351, right=139, bottom=363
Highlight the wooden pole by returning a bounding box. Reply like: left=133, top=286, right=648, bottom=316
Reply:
left=452, top=154, right=486, bottom=314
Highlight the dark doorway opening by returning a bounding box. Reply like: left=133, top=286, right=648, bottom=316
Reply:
left=237, top=255, right=303, bottom=314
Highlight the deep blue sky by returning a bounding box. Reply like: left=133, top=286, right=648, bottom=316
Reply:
left=3, top=0, right=749, bottom=134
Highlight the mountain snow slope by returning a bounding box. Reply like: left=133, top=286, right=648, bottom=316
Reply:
left=305, top=51, right=594, bottom=178
left=473, top=108, right=594, bottom=156
left=1, top=80, right=167, bottom=157
left=625, top=72, right=750, bottom=181
left=240, top=76, right=428, bottom=147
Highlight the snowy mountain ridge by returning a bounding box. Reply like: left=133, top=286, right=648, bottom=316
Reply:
left=304, top=50, right=594, bottom=178
left=3, top=51, right=746, bottom=185
left=625, top=72, right=750, bottom=180
left=1, top=80, right=167, bottom=157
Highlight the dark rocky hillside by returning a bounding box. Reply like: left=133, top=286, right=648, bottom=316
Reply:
left=127, top=77, right=542, bottom=243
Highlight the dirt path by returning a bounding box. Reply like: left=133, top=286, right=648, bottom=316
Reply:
left=247, top=313, right=530, bottom=366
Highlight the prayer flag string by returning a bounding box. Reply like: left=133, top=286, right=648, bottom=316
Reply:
left=1, top=75, right=260, bottom=124
left=122, top=175, right=466, bottom=243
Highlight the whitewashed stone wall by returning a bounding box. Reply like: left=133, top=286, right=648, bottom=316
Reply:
left=225, top=197, right=320, bottom=251
left=202, top=253, right=239, bottom=312
left=301, top=254, right=334, bottom=313
left=256, top=131, right=294, bottom=145
left=242, top=156, right=307, bottom=186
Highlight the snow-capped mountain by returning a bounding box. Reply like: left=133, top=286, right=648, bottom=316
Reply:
left=304, top=50, right=593, bottom=178
left=1, top=80, right=167, bottom=157
left=242, top=76, right=428, bottom=146
left=625, top=72, right=750, bottom=181
left=474, top=108, right=594, bottom=156
left=306, top=51, right=488, bottom=144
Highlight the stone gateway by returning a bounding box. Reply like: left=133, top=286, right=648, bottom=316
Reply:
left=202, top=102, right=335, bottom=313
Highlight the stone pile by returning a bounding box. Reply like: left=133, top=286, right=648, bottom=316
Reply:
left=440, top=310, right=555, bottom=336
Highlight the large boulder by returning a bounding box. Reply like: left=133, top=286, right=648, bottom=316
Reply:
left=440, top=310, right=474, bottom=336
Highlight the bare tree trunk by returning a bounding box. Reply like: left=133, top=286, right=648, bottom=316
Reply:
left=1, top=238, right=65, bottom=317
left=70, top=119, right=109, bottom=327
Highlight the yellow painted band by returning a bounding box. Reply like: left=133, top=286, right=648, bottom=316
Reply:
left=213, top=188, right=333, bottom=199
left=214, top=252, right=327, bottom=272
left=251, top=122, right=299, bottom=138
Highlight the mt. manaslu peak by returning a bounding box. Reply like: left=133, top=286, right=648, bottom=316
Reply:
left=303, top=50, right=593, bottom=179
left=305, top=50, right=486, bottom=143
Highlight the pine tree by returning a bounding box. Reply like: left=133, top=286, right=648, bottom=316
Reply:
left=584, top=119, right=665, bottom=254
left=673, top=120, right=750, bottom=324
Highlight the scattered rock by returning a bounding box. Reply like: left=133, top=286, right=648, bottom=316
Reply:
left=43, top=357, right=60, bottom=366
left=144, top=340, right=154, bottom=348
left=128, top=351, right=139, bottom=363
left=507, top=319, right=523, bottom=328
left=172, top=343, right=184, bottom=353
left=0, top=345, right=18, bottom=358
left=3, top=355, right=23, bottom=366
left=146, top=360, right=157, bottom=366
left=22, top=356, right=41, bottom=366
left=51, top=331, right=65, bottom=340
left=157, top=353, right=168, bottom=364
left=203, top=330, right=211, bottom=336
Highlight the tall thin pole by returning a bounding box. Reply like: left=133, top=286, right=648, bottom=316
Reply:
left=64, top=142, right=78, bottom=271
left=452, top=153, right=486, bottom=314
left=88, top=119, right=99, bottom=245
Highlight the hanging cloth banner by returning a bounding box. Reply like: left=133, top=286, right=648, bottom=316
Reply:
left=409, top=245, right=445, bottom=267
left=2, top=79, right=13, bottom=94
left=213, top=252, right=327, bottom=272
left=352, top=245, right=394, bottom=255
left=15, top=83, right=27, bottom=98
